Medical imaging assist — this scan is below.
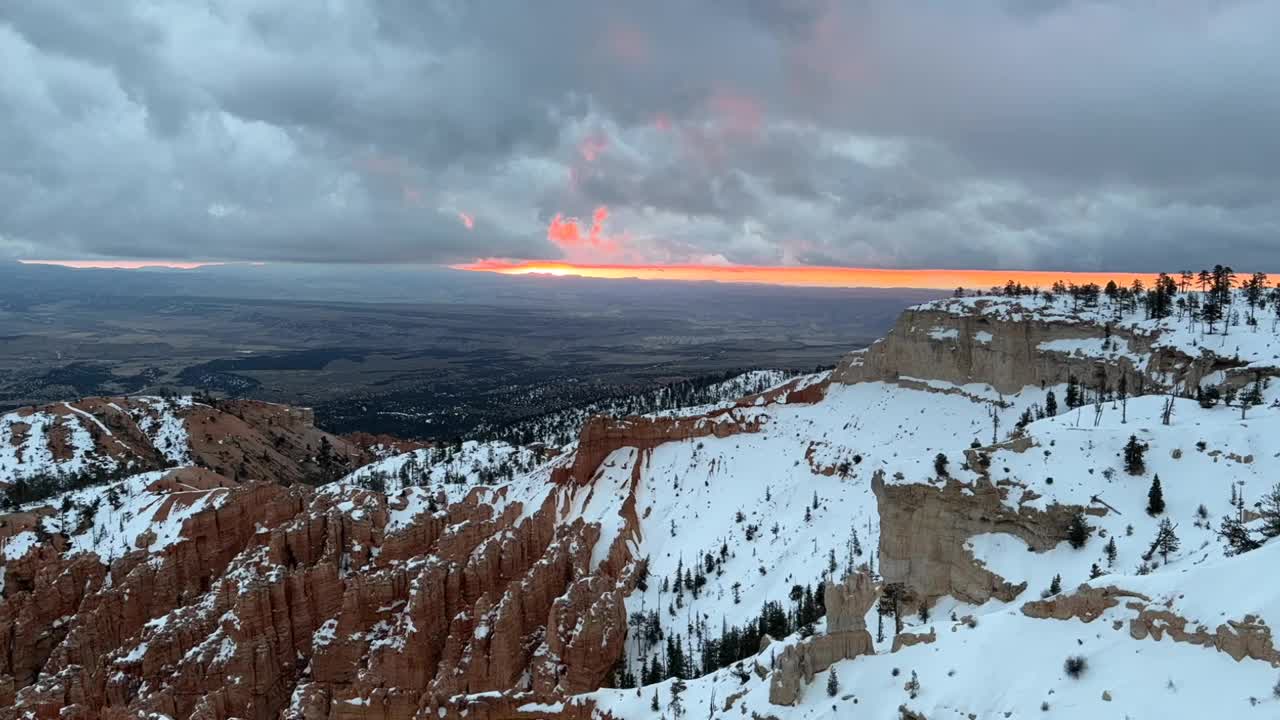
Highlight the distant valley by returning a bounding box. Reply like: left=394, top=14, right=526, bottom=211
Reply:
left=0, top=262, right=942, bottom=439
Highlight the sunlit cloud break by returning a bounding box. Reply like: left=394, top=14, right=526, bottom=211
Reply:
left=19, top=259, right=227, bottom=270
left=455, top=261, right=1166, bottom=291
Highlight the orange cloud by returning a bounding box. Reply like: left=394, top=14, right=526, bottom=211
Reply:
left=458, top=211, right=474, bottom=230
left=547, top=206, right=620, bottom=255
left=548, top=213, right=584, bottom=247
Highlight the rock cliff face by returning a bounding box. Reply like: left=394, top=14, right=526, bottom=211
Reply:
left=832, top=302, right=1247, bottom=395
left=769, top=572, right=877, bottom=706
left=873, top=470, right=1097, bottom=607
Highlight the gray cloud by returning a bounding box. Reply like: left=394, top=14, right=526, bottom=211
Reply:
left=1, top=0, right=1277, bottom=270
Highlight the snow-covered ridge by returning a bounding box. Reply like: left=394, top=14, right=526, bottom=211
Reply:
left=914, top=287, right=1280, bottom=373
left=0, top=396, right=197, bottom=486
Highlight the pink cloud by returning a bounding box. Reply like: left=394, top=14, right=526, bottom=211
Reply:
left=548, top=213, right=584, bottom=247
left=458, top=211, right=474, bottom=230
left=547, top=206, right=621, bottom=255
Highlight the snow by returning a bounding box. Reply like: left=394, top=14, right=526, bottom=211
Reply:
left=340, top=439, right=540, bottom=493
left=592, top=550, right=1280, bottom=718
left=575, top=290, right=1280, bottom=715
left=8, top=289, right=1280, bottom=718
left=920, top=289, right=1280, bottom=387
left=3, top=530, right=37, bottom=561
left=0, top=407, right=116, bottom=483
left=127, top=397, right=193, bottom=465
left=3, top=469, right=230, bottom=564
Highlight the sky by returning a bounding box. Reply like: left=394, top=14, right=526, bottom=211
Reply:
left=2, top=1, right=1278, bottom=276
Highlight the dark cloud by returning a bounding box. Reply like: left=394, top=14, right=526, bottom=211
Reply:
left=1, top=0, right=1277, bottom=270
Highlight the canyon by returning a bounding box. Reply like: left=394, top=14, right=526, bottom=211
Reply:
left=4, top=289, right=1280, bottom=719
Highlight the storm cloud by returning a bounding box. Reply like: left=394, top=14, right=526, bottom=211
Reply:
left=1, top=0, right=1277, bottom=270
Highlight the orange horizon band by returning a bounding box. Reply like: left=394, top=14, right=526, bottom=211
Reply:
left=453, top=260, right=1187, bottom=291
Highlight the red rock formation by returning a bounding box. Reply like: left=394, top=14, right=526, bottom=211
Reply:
left=0, top=468, right=637, bottom=719
left=1, top=396, right=376, bottom=488
left=2, top=376, right=830, bottom=719
left=556, top=375, right=828, bottom=487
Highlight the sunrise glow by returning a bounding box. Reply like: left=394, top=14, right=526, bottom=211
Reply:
left=20, top=259, right=225, bottom=270
left=455, top=261, right=1166, bottom=291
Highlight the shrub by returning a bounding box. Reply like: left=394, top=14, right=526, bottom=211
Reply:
left=1064, top=655, right=1087, bottom=679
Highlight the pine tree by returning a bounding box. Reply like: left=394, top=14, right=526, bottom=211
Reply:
left=1065, top=376, right=1081, bottom=408
left=1123, top=435, right=1147, bottom=475
left=826, top=669, right=840, bottom=697
left=1257, top=483, right=1280, bottom=540
left=1146, top=474, right=1165, bottom=516
left=1219, top=515, right=1263, bottom=555
left=1048, top=574, right=1062, bottom=595
left=1045, top=390, right=1058, bottom=417
left=1104, top=536, right=1118, bottom=567
left=1067, top=510, right=1092, bottom=549
left=1149, top=518, right=1180, bottom=563
left=934, top=453, right=949, bottom=477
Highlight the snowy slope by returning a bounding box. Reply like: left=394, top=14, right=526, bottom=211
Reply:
left=0, top=396, right=195, bottom=485
left=1, top=468, right=231, bottom=565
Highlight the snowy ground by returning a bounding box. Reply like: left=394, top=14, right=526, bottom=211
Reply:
left=590, top=538, right=1280, bottom=720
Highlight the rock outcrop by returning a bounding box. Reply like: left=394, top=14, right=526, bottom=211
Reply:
left=1023, top=585, right=1280, bottom=667
left=832, top=301, right=1248, bottom=395
left=874, top=471, right=1094, bottom=607
left=769, top=572, right=877, bottom=705
left=556, top=374, right=828, bottom=487
left=1021, top=585, right=1151, bottom=622
left=1130, top=609, right=1280, bottom=666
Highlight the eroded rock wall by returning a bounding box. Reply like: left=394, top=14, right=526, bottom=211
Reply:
left=832, top=306, right=1236, bottom=395
left=873, top=470, right=1092, bottom=607
left=1, top=478, right=629, bottom=720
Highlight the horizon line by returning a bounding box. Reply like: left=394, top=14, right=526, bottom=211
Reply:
left=454, top=260, right=1175, bottom=291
